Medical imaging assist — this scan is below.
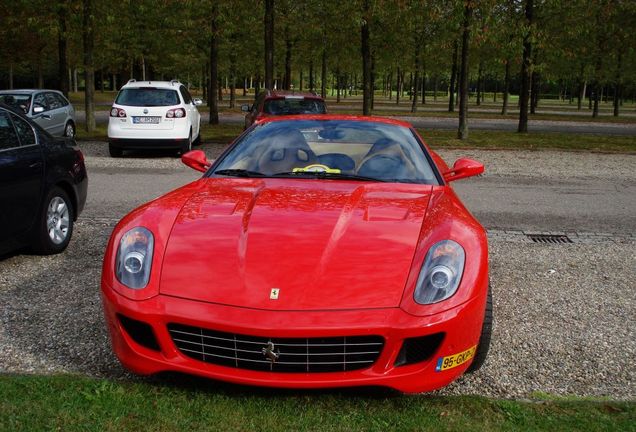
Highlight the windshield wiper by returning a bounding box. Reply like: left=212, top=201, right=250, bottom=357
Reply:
left=272, top=171, right=384, bottom=182
left=214, top=169, right=266, bottom=178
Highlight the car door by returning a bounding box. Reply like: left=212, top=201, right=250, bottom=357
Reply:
left=0, top=110, right=44, bottom=245
left=31, top=92, right=56, bottom=135
left=45, top=92, right=66, bottom=136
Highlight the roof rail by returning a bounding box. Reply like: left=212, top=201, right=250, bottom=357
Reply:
left=127, top=79, right=136, bottom=83
left=170, top=79, right=180, bottom=86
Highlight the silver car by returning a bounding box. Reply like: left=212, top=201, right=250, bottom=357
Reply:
left=0, top=89, right=76, bottom=137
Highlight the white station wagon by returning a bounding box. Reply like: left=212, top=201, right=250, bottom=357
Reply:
left=107, top=79, right=202, bottom=157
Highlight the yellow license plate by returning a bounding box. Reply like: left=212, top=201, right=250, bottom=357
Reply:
left=435, top=345, right=477, bottom=372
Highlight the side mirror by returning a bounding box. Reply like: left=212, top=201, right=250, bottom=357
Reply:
left=240, top=104, right=250, bottom=112
left=443, top=158, right=484, bottom=183
left=181, top=150, right=211, bottom=173
left=193, top=98, right=203, bottom=106
left=33, top=105, right=45, bottom=114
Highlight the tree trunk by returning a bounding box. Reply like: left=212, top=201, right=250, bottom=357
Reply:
left=243, top=77, right=247, bottom=96
left=613, top=51, right=622, bottom=117
left=299, top=69, right=303, bottom=91
left=517, top=0, right=533, bottom=133
left=9, top=62, right=14, bottom=89
left=421, top=56, right=426, bottom=105
left=502, top=59, right=510, bottom=115
left=370, top=54, right=375, bottom=110
left=530, top=70, right=538, bottom=114
left=57, top=3, right=69, bottom=97
left=410, top=55, right=419, bottom=113
left=229, top=53, right=236, bottom=109
left=396, top=66, right=401, bottom=105
left=336, top=67, right=341, bottom=103
left=82, top=0, right=95, bottom=132
left=73, top=68, right=78, bottom=92
left=321, top=46, right=327, bottom=98
left=433, top=75, right=438, bottom=102
left=457, top=1, right=473, bottom=140
left=476, top=61, right=483, bottom=106
left=361, top=0, right=372, bottom=115
left=283, top=25, right=292, bottom=90
left=208, top=2, right=219, bottom=124
left=309, top=60, right=314, bottom=92
left=264, top=0, right=275, bottom=90
left=448, top=39, right=458, bottom=112
left=37, top=56, right=44, bottom=88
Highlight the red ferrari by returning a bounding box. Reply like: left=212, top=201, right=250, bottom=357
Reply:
left=101, top=115, right=491, bottom=393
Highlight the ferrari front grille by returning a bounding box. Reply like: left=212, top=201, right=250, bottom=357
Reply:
left=167, top=323, right=384, bottom=373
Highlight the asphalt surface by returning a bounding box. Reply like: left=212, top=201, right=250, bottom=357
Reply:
left=77, top=110, right=636, bottom=136
left=0, top=142, right=634, bottom=400
left=80, top=142, right=636, bottom=235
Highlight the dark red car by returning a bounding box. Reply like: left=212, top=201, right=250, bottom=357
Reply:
left=241, top=90, right=327, bottom=129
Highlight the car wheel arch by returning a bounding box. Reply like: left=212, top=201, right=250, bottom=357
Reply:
left=53, top=180, right=79, bottom=221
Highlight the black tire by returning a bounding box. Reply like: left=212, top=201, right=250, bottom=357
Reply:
left=179, top=130, right=193, bottom=155
left=467, top=286, right=493, bottom=373
left=32, top=187, right=74, bottom=255
left=64, top=121, right=75, bottom=138
left=193, top=132, right=201, bottom=147
left=109, top=143, right=123, bottom=157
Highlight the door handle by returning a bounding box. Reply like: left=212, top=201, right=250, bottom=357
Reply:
left=29, top=161, right=42, bottom=169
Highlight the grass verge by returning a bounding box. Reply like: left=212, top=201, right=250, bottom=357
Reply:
left=1, top=374, right=633, bottom=432
left=417, top=129, right=636, bottom=153
left=73, top=122, right=635, bottom=153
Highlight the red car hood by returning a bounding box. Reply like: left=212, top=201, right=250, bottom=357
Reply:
left=160, top=178, right=432, bottom=310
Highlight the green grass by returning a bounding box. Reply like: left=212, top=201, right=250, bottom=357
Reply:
left=417, top=129, right=636, bottom=153
left=1, top=374, right=633, bottom=432
left=73, top=122, right=635, bottom=153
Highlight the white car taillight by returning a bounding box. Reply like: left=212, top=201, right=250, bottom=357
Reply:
left=166, top=108, right=186, bottom=118
left=110, top=107, right=127, bottom=117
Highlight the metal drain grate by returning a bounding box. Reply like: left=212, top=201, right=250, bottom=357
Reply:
left=527, top=234, right=573, bottom=244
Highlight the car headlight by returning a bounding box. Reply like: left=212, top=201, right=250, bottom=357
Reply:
left=115, top=227, right=154, bottom=289
left=414, top=240, right=465, bottom=304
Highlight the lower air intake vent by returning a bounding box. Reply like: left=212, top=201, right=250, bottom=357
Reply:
left=168, top=323, right=384, bottom=373
left=394, top=333, right=445, bottom=367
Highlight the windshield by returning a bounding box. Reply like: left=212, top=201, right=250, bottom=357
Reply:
left=211, top=119, right=439, bottom=184
left=264, top=98, right=326, bottom=115
left=0, top=94, right=32, bottom=113
left=115, top=88, right=180, bottom=107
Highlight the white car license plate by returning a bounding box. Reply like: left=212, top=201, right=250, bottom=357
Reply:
left=133, top=116, right=161, bottom=124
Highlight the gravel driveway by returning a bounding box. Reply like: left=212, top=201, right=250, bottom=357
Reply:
left=0, top=144, right=634, bottom=400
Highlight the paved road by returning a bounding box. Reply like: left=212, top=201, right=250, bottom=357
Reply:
left=82, top=151, right=636, bottom=235
left=77, top=110, right=636, bottom=136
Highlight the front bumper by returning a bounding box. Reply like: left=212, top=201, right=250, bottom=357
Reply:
left=101, top=285, right=486, bottom=393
